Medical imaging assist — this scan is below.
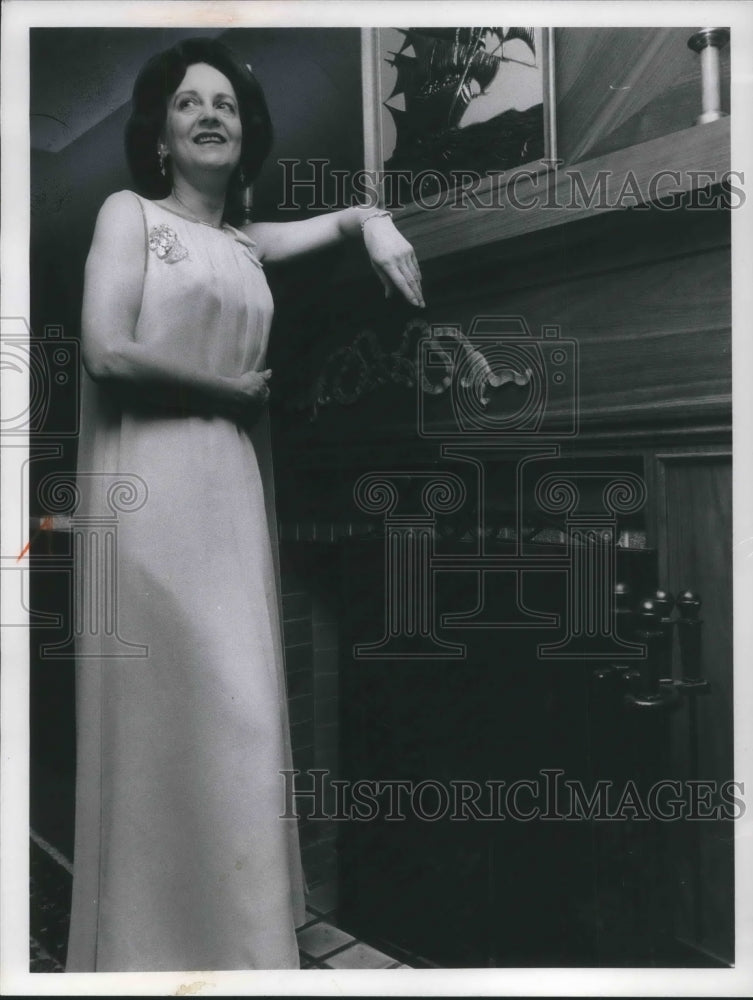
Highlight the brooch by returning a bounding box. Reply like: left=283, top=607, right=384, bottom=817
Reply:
left=147, top=224, right=189, bottom=264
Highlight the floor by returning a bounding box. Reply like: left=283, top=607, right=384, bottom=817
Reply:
left=293, top=882, right=426, bottom=970
left=29, top=831, right=436, bottom=972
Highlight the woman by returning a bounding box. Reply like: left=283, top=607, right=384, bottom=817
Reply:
left=67, top=36, right=423, bottom=973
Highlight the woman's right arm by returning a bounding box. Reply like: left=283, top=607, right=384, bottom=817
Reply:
left=81, top=191, right=270, bottom=420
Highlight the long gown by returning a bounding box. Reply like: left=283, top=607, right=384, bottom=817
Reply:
left=66, top=191, right=306, bottom=972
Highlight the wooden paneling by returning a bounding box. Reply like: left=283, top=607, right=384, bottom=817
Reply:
left=424, top=242, right=730, bottom=431
left=274, top=205, right=731, bottom=456
left=392, top=118, right=730, bottom=263
left=655, top=452, right=733, bottom=763
left=654, top=450, right=734, bottom=963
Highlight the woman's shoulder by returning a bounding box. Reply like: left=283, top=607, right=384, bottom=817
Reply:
left=95, top=189, right=146, bottom=226
left=89, top=190, right=148, bottom=256
left=98, top=188, right=151, bottom=218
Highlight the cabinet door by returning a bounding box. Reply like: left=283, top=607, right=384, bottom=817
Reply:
left=652, top=449, right=733, bottom=964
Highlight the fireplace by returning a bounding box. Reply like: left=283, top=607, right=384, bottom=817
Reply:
left=269, top=181, right=733, bottom=965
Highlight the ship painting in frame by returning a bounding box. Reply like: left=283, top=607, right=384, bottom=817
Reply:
left=362, top=27, right=557, bottom=206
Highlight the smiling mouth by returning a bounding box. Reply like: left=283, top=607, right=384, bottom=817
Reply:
left=194, top=133, right=226, bottom=145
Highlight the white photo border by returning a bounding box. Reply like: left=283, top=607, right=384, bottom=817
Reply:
left=2, top=1, right=753, bottom=996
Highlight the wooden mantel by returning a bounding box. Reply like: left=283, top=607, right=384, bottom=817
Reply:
left=273, top=113, right=732, bottom=462
left=393, top=118, right=731, bottom=263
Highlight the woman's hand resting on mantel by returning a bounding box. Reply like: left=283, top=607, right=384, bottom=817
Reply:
left=361, top=215, right=425, bottom=309
left=245, top=206, right=425, bottom=308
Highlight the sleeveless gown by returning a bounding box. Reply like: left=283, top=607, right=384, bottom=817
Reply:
left=66, top=192, right=306, bottom=971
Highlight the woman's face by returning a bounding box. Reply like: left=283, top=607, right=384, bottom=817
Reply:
left=163, top=62, right=243, bottom=185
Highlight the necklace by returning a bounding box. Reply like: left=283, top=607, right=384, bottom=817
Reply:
left=170, top=189, right=224, bottom=229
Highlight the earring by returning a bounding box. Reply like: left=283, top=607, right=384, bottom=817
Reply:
left=241, top=180, right=254, bottom=224
left=158, top=146, right=167, bottom=176
left=239, top=168, right=246, bottom=186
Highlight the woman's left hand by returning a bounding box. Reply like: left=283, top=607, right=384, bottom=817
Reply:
left=362, top=216, right=425, bottom=308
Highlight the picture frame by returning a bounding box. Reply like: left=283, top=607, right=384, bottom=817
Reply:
left=362, top=26, right=558, bottom=208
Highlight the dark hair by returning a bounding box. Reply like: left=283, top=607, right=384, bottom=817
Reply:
left=124, top=37, right=273, bottom=222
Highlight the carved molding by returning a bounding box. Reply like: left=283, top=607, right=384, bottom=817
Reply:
left=285, top=319, right=532, bottom=422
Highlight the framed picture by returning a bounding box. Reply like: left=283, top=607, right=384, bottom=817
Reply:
left=362, top=26, right=557, bottom=206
